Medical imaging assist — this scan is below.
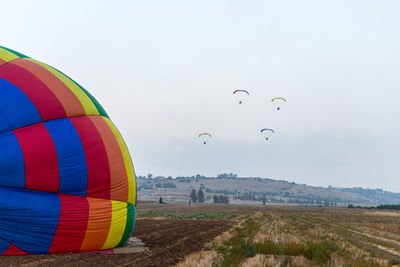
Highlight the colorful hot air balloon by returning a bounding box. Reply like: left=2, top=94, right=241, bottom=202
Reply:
left=0, top=46, right=136, bottom=255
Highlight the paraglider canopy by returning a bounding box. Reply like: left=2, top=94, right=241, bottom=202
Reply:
left=198, top=133, right=212, bottom=144
left=271, top=97, right=286, bottom=110
left=233, top=90, right=249, bottom=95
left=271, top=97, right=286, bottom=102
left=233, top=90, right=249, bottom=104
left=198, top=133, right=212, bottom=138
left=260, top=128, right=275, bottom=133
left=260, top=129, right=275, bottom=140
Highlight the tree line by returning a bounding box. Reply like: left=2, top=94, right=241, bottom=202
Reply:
left=189, top=188, right=229, bottom=204
left=190, top=188, right=205, bottom=203
left=377, top=204, right=400, bottom=210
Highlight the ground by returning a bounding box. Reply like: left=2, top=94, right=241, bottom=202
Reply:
left=1, top=203, right=400, bottom=266
left=0, top=203, right=234, bottom=267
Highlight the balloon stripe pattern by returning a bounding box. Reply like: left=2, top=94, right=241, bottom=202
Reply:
left=0, top=46, right=136, bottom=255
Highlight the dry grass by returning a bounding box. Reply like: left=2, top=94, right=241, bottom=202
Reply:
left=162, top=204, right=400, bottom=266
left=211, top=208, right=398, bottom=265
left=253, top=214, right=302, bottom=244
left=364, top=211, right=400, bottom=217
left=175, top=250, right=219, bottom=267
left=240, top=254, right=310, bottom=267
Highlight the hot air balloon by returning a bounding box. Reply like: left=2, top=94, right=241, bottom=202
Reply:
left=260, top=128, right=275, bottom=140
left=0, top=46, right=136, bottom=255
left=271, top=97, right=286, bottom=110
left=233, top=89, right=249, bottom=104
left=198, top=133, right=212, bottom=144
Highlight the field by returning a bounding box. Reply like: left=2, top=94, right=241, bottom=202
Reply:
left=2, top=202, right=400, bottom=266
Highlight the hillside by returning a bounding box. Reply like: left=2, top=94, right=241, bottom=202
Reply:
left=137, top=175, right=400, bottom=206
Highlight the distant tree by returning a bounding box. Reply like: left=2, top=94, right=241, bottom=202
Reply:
left=222, top=195, right=229, bottom=204
left=377, top=204, right=400, bottom=210
left=147, top=173, right=153, bottom=179
left=197, top=189, right=205, bottom=203
left=190, top=189, right=197, bottom=203
left=262, top=194, right=266, bottom=205
left=159, top=197, right=163, bottom=204
left=142, top=184, right=153, bottom=190
left=217, top=173, right=238, bottom=179
left=162, top=182, right=177, bottom=188
left=213, top=195, right=229, bottom=204
left=347, top=204, right=354, bottom=208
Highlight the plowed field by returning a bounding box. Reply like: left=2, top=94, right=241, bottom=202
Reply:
left=0, top=219, right=233, bottom=267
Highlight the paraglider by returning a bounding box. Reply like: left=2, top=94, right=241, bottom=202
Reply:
left=260, top=128, right=275, bottom=140
left=271, top=97, right=286, bottom=110
left=198, top=132, right=212, bottom=144
left=233, top=89, right=249, bottom=104
left=0, top=46, right=136, bottom=255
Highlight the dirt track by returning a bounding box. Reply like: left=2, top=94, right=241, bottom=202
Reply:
left=0, top=219, right=233, bottom=267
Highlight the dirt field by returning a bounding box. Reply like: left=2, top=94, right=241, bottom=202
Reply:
left=0, top=218, right=233, bottom=267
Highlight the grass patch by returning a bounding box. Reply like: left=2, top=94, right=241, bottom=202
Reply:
left=218, top=218, right=262, bottom=266
left=215, top=216, right=339, bottom=266
left=389, top=259, right=400, bottom=266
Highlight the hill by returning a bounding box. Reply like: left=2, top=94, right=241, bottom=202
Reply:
left=137, top=174, right=400, bottom=206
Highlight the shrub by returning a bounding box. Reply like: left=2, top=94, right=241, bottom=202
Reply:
left=303, top=242, right=333, bottom=264
left=389, top=259, right=400, bottom=266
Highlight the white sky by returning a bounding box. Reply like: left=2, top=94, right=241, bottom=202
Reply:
left=1, top=0, right=400, bottom=191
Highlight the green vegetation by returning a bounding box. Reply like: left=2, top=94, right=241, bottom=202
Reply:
left=377, top=204, right=400, bottom=210
left=213, top=195, right=229, bottom=204
left=155, top=182, right=177, bottom=188
left=215, top=216, right=339, bottom=266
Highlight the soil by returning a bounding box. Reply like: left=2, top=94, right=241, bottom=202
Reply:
left=0, top=219, right=233, bottom=267
left=298, top=215, right=400, bottom=262
left=328, top=226, right=400, bottom=261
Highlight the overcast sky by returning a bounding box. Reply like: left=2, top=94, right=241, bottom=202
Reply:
left=2, top=0, right=400, bottom=191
